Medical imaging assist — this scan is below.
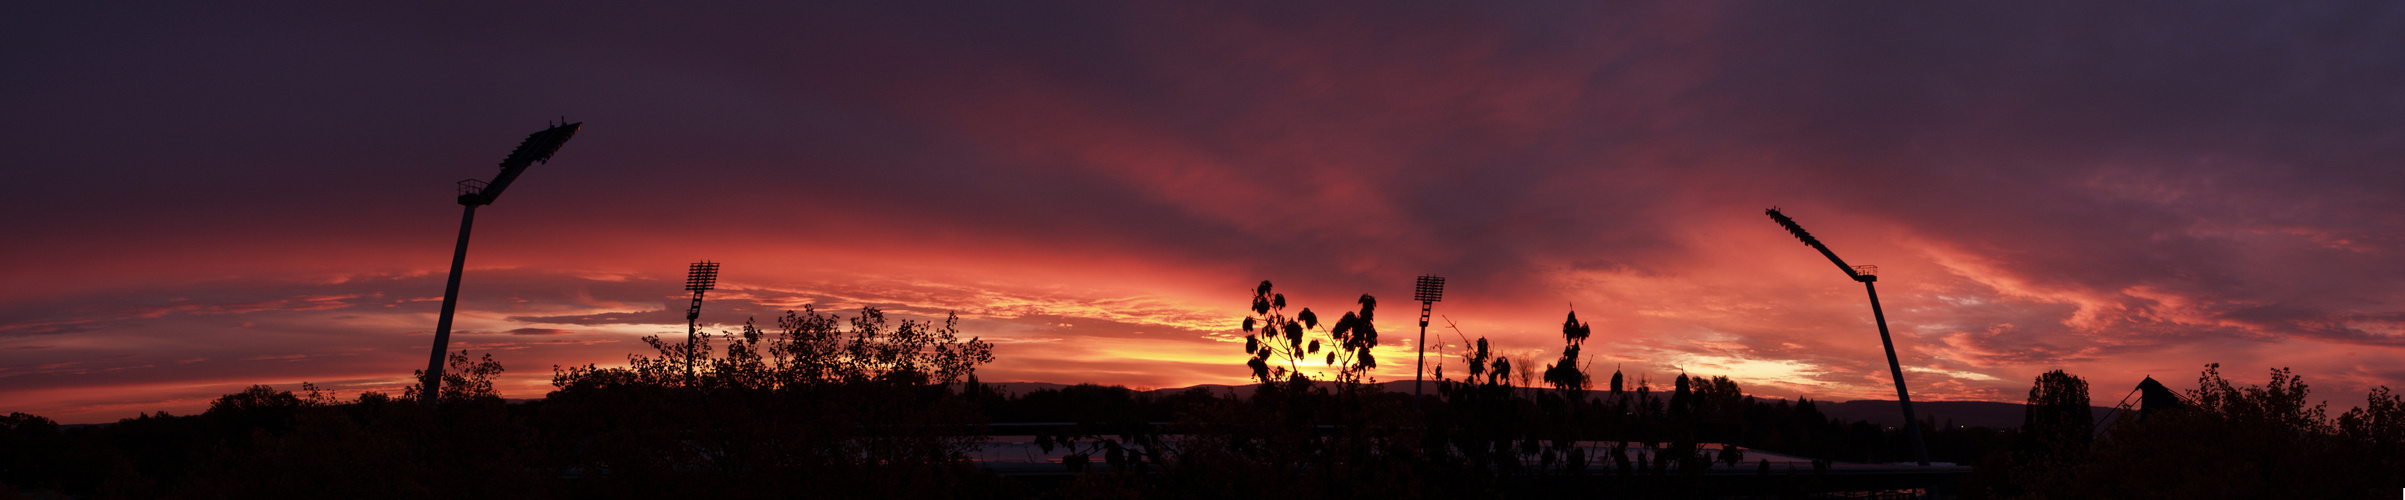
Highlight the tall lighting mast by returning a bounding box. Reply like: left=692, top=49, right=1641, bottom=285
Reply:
left=684, top=261, right=721, bottom=385
left=419, top=121, right=580, bottom=406
left=1414, top=275, right=1445, bottom=406
left=1764, top=208, right=1930, bottom=466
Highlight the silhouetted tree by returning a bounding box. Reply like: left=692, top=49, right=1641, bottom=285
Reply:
left=2024, top=370, right=2093, bottom=448
left=2339, top=385, right=2405, bottom=482
left=1973, top=369, right=2093, bottom=497
left=1541, top=310, right=1591, bottom=397
left=1973, top=364, right=2392, bottom=498
left=403, top=350, right=505, bottom=404
left=546, top=305, right=998, bottom=497
left=1690, top=376, right=1746, bottom=444
left=1323, top=293, right=1382, bottom=389
left=1166, top=280, right=1427, bottom=498
left=2191, top=364, right=2329, bottom=433
left=0, top=413, right=64, bottom=493
left=1240, top=280, right=1317, bottom=386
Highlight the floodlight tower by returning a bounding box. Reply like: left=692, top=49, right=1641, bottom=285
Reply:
left=1764, top=208, right=1930, bottom=466
left=684, top=261, right=721, bottom=384
left=420, top=121, right=581, bottom=406
left=1414, top=275, right=1445, bottom=405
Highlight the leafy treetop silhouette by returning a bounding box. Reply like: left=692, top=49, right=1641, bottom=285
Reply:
left=1239, top=280, right=1380, bottom=387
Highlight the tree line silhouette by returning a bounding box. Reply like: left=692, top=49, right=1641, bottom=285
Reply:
left=2, top=281, right=2400, bottom=497
left=1964, top=365, right=2405, bottom=497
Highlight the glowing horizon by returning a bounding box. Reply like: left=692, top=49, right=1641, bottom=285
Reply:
left=8, top=2, right=2405, bottom=424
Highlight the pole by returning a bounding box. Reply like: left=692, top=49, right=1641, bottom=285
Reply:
left=1416, top=300, right=1432, bottom=409
left=1864, top=280, right=1931, bottom=466
left=686, top=291, right=702, bottom=386
left=421, top=203, right=478, bottom=406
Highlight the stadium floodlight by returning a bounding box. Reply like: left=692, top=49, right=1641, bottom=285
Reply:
left=420, top=121, right=580, bottom=406
left=1765, top=208, right=1930, bottom=466
left=684, top=261, right=720, bottom=383
left=1413, top=275, right=1444, bottom=406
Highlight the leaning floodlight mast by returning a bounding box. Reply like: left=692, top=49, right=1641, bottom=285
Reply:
left=419, top=121, right=581, bottom=406
left=1764, top=208, right=1930, bottom=466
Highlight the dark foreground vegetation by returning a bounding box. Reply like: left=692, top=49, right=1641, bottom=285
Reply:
left=4, top=282, right=2400, bottom=498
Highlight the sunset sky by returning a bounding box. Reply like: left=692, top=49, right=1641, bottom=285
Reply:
left=7, top=2, right=2404, bottom=424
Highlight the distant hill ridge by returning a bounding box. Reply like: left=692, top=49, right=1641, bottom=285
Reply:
left=976, top=380, right=2113, bottom=430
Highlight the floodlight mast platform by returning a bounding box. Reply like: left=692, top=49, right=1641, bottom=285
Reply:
left=1765, top=208, right=1930, bottom=465
left=1413, top=275, right=1444, bottom=408
left=684, top=261, right=720, bottom=385
left=420, top=121, right=581, bottom=406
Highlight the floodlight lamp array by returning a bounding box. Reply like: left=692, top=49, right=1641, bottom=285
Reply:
left=500, top=122, right=582, bottom=169
left=1414, top=275, right=1445, bottom=303
left=686, top=261, right=721, bottom=292
left=1766, top=208, right=1822, bottom=248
